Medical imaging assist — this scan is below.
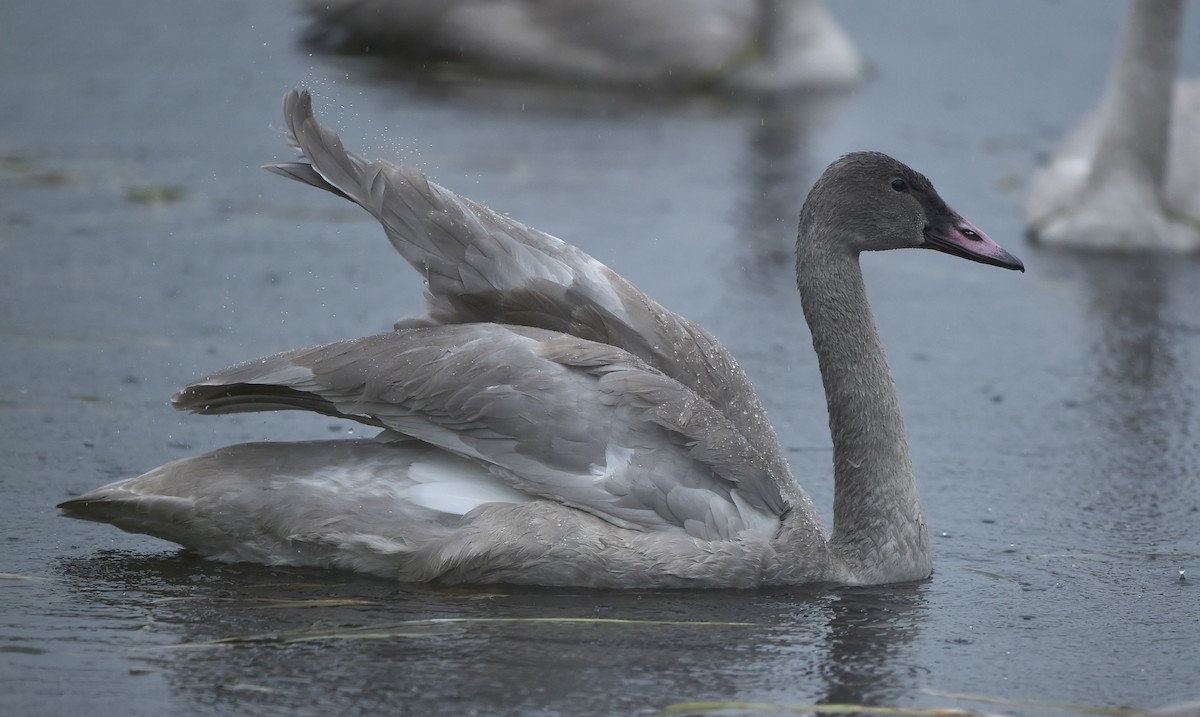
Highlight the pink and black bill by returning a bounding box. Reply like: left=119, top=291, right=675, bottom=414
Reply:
left=923, top=212, right=1024, bottom=272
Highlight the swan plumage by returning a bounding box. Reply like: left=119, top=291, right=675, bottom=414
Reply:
left=1027, top=0, right=1200, bottom=251
left=304, top=0, right=865, bottom=92
left=60, top=91, right=1023, bottom=588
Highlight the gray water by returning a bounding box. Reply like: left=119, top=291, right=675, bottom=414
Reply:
left=2, top=1, right=1198, bottom=715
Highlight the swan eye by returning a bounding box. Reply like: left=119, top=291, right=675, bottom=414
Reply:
left=890, top=178, right=908, bottom=192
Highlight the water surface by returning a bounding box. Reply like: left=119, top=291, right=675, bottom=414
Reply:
left=2, top=2, right=1198, bottom=715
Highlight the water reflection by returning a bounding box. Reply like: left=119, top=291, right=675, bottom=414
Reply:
left=1076, top=253, right=1199, bottom=544
left=729, top=92, right=842, bottom=293
left=816, top=584, right=929, bottom=708
left=57, top=553, right=929, bottom=715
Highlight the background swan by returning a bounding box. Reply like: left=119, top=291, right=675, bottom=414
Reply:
left=304, top=0, right=865, bottom=92
left=1027, top=0, right=1200, bottom=251
left=59, top=91, right=1022, bottom=588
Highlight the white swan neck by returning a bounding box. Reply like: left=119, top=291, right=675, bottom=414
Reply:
left=1094, top=0, right=1183, bottom=188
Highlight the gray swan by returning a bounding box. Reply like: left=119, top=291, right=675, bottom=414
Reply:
left=1027, top=0, right=1200, bottom=251
left=59, top=90, right=1023, bottom=588
left=304, top=0, right=865, bottom=92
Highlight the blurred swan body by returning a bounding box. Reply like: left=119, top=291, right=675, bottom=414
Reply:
left=304, top=0, right=865, bottom=91
left=1027, top=0, right=1200, bottom=251
left=59, top=91, right=1023, bottom=588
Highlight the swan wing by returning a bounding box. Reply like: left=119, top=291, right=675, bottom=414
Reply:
left=172, top=324, right=784, bottom=541
left=264, top=89, right=794, bottom=494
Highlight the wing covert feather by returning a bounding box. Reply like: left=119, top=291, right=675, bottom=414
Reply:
left=175, top=325, right=783, bottom=540
left=265, top=90, right=798, bottom=506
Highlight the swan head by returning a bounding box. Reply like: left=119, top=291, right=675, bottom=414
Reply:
left=803, top=152, right=1025, bottom=271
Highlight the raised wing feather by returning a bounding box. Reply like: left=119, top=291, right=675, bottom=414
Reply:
left=174, top=324, right=783, bottom=541
left=264, top=90, right=795, bottom=499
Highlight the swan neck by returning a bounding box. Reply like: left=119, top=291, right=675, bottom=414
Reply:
left=1094, top=0, right=1182, bottom=189
left=794, top=225, right=930, bottom=582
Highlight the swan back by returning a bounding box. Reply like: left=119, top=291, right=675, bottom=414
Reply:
left=303, top=0, right=864, bottom=91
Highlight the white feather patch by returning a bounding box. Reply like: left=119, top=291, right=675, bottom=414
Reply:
left=730, top=489, right=780, bottom=539
left=407, top=455, right=531, bottom=516
left=589, top=445, right=635, bottom=483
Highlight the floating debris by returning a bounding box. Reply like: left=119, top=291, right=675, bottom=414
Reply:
left=922, top=688, right=1141, bottom=715
left=0, top=154, right=72, bottom=186
left=168, top=615, right=760, bottom=648
left=225, top=683, right=277, bottom=694
left=126, top=185, right=186, bottom=205
left=0, top=644, right=48, bottom=655
left=658, top=700, right=994, bottom=716
left=152, top=596, right=381, bottom=609
left=962, top=567, right=1022, bottom=585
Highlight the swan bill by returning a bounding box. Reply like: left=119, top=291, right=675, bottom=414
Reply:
left=923, top=217, right=1025, bottom=272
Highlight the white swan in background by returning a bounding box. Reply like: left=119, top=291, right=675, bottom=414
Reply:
left=303, top=0, right=865, bottom=92
left=1027, top=0, right=1200, bottom=251
left=58, top=91, right=1023, bottom=588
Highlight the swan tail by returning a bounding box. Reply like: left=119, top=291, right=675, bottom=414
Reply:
left=57, top=439, right=533, bottom=580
